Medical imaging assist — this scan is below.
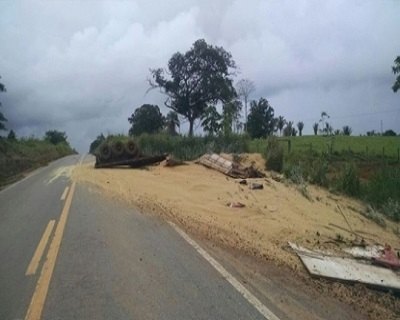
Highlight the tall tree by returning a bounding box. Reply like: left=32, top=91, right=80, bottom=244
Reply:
left=149, top=39, right=236, bottom=136
left=45, top=130, right=68, bottom=145
left=128, top=104, right=164, bottom=136
left=89, top=133, right=105, bottom=154
left=276, top=116, right=286, bottom=136
left=297, top=121, right=304, bottom=136
left=392, top=56, right=400, bottom=92
left=222, top=99, right=242, bottom=135
left=247, top=98, right=275, bottom=139
left=383, top=129, right=396, bottom=136
left=165, top=111, right=180, bottom=136
left=312, top=122, right=318, bottom=135
left=236, top=79, right=255, bottom=132
left=201, top=105, right=222, bottom=136
left=0, top=76, right=7, bottom=131
left=7, top=129, right=16, bottom=140
left=319, top=111, right=332, bottom=135
left=283, top=121, right=294, bottom=137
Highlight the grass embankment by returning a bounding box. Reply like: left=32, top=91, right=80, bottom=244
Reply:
left=0, top=138, right=75, bottom=186
left=119, top=133, right=400, bottom=222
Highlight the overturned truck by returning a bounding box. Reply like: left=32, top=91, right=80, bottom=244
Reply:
left=95, top=139, right=167, bottom=168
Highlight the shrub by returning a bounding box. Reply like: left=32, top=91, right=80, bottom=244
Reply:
left=133, top=133, right=250, bottom=161
left=381, top=198, right=400, bottom=222
left=264, top=137, right=284, bottom=172
left=337, top=164, right=360, bottom=196
left=361, top=205, right=386, bottom=227
left=308, top=158, right=329, bottom=187
left=284, top=163, right=305, bottom=185
left=363, top=167, right=400, bottom=208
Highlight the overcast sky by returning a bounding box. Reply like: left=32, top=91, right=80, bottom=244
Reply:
left=0, top=0, right=399, bottom=152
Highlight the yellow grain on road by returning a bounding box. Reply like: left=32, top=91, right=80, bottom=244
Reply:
left=25, top=182, right=76, bottom=320
left=25, top=220, right=56, bottom=276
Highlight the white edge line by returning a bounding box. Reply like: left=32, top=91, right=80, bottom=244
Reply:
left=168, top=221, right=280, bottom=320
left=60, top=186, right=70, bottom=201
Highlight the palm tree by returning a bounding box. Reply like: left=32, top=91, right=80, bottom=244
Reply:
left=313, top=122, right=318, bottom=135
left=297, top=121, right=304, bottom=136
left=283, top=121, right=294, bottom=137
left=276, top=116, right=286, bottom=136
left=165, top=111, right=180, bottom=135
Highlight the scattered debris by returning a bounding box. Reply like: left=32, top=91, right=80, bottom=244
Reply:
left=270, top=172, right=283, bottom=182
left=162, top=156, right=186, bottom=167
left=196, top=153, right=264, bottom=179
left=227, top=202, right=245, bottom=208
left=289, top=242, right=400, bottom=292
left=344, top=244, right=400, bottom=269
left=249, top=182, right=264, bottom=190
left=373, top=245, right=400, bottom=270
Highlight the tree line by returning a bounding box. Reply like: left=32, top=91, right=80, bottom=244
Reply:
left=127, top=40, right=400, bottom=139
left=126, top=39, right=400, bottom=139
left=1, top=42, right=399, bottom=142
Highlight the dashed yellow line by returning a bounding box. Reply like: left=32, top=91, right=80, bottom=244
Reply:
left=25, top=182, right=76, bottom=320
left=25, top=220, right=56, bottom=276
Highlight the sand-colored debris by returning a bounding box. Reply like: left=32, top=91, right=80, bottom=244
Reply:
left=73, top=154, right=400, bottom=272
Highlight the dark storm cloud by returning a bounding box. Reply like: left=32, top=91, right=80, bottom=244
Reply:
left=0, top=0, right=399, bottom=151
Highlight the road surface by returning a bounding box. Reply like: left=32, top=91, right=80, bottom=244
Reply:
left=0, top=155, right=364, bottom=320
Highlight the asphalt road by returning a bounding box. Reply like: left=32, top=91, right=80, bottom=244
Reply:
left=0, top=155, right=277, bottom=320
left=0, top=155, right=367, bottom=320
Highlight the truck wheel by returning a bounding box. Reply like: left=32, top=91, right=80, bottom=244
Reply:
left=112, top=141, right=124, bottom=157
left=99, top=143, right=111, bottom=160
left=125, top=140, right=139, bottom=157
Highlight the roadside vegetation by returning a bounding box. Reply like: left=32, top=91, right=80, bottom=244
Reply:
left=88, top=41, right=400, bottom=225
left=0, top=131, right=75, bottom=187
left=0, top=76, right=76, bottom=187
left=91, top=132, right=400, bottom=223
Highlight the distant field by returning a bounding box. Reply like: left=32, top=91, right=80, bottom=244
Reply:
left=250, top=135, right=400, bottom=159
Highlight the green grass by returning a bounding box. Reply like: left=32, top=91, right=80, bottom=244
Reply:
left=250, top=135, right=400, bottom=159
left=101, top=133, right=400, bottom=222
left=0, top=138, right=75, bottom=186
left=133, top=133, right=250, bottom=160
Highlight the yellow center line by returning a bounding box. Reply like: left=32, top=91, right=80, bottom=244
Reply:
left=60, top=186, right=69, bottom=201
left=25, top=220, right=56, bottom=276
left=25, top=182, right=76, bottom=320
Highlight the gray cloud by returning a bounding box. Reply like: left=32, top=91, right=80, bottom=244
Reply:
left=0, top=0, right=399, bottom=152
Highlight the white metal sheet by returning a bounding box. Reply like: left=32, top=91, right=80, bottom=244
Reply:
left=343, top=246, right=383, bottom=259
left=289, top=242, right=400, bottom=291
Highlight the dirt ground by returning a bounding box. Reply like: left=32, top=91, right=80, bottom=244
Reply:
left=73, top=154, right=400, bottom=319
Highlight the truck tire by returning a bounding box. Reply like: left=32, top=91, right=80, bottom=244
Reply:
left=99, top=143, right=111, bottom=160
left=112, top=141, right=124, bottom=157
left=125, top=140, right=139, bottom=157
